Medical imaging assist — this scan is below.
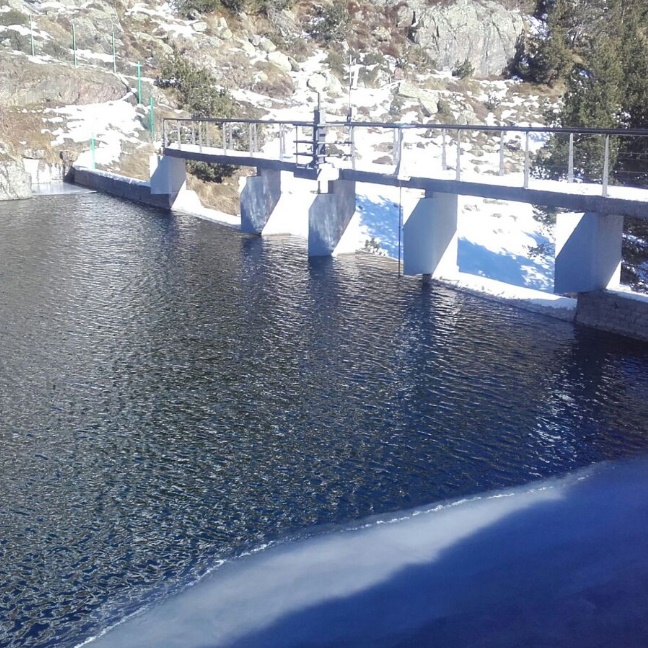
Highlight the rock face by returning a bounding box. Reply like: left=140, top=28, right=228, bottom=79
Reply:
left=0, top=55, right=128, bottom=107
left=0, top=160, right=32, bottom=201
left=375, top=0, right=525, bottom=77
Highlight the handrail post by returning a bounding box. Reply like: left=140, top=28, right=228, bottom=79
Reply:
left=568, top=133, right=574, bottom=182
left=524, top=131, right=530, bottom=189
left=162, top=119, right=167, bottom=148
left=249, top=123, right=253, bottom=154
left=198, top=121, right=202, bottom=152
left=603, top=134, right=610, bottom=197
left=441, top=128, right=447, bottom=171
left=279, top=125, right=285, bottom=159
left=350, top=125, right=356, bottom=170
left=191, top=122, right=195, bottom=146
left=499, top=130, right=505, bottom=176
left=393, top=128, right=403, bottom=171
left=176, top=122, right=181, bottom=149
left=222, top=123, right=227, bottom=153
left=456, top=129, right=461, bottom=181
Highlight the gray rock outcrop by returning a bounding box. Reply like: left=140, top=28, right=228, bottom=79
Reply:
left=375, top=0, right=525, bottom=77
left=0, top=55, right=128, bottom=107
left=0, top=160, right=32, bottom=200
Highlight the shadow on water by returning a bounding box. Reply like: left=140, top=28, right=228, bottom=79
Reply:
left=219, top=459, right=648, bottom=648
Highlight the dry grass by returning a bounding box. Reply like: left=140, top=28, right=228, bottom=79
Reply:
left=187, top=167, right=254, bottom=214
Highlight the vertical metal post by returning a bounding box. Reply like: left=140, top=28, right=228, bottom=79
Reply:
left=499, top=130, right=505, bottom=175
left=394, top=128, right=403, bottom=171
left=191, top=122, right=195, bottom=146
left=198, top=121, right=202, bottom=151
left=603, top=134, right=610, bottom=197
left=30, top=15, right=35, bottom=56
left=350, top=126, right=356, bottom=170
left=441, top=128, right=447, bottom=171
left=456, top=129, right=461, bottom=181
left=524, top=131, right=530, bottom=189
left=149, top=97, right=154, bottom=139
left=136, top=61, right=142, bottom=104
left=162, top=119, right=167, bottom=148
left=72, top=23, right=76, bottom=66
left=112, top=24, right=116, bottom=74
left=279, top=125, right=285, bottom=159
left=177, top=122, right=181, bottom=149
left=90, top=134, right=95, bottom=169
left=568, top=133, right=574, bottom=182
left=294, top=125, right=298, bottom=164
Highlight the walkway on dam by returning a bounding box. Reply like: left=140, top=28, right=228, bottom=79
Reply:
left=162, top=116, right=648, bottom=218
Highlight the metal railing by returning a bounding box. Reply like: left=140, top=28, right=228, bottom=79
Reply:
left=163, top=115, right=648, bottom=196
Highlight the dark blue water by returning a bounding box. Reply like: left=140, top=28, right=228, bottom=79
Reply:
left=1, top=194, right=648, bottom=648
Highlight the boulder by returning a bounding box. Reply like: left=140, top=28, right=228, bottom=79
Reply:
left=258, top=37, right=276, bottom=53
left=267, top=51, right=292, bottom=73
left=419, top=96, right=438, bottom=116
left=192, top=21, right=208, bottom=32
left=397, top=81, right=439, bottom=105
left=0, top=160, right=32, bottom=200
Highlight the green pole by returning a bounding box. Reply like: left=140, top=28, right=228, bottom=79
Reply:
left=112, top=25, right=116, bottom=73
left=30, top=15, right=34, bottom=56
left=72, top=23, right=76, bottom=66
left=137, top=61, right=142, bottom=104
left=149, top=96, right=154, bottom=138
left=90, top=134, right=95, bottom=169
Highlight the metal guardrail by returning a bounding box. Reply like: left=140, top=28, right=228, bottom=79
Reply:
left=163, top=115, right=648, bottom=196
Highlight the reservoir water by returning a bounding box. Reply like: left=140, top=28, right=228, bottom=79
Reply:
left=2, top=194, right=648, bottom=647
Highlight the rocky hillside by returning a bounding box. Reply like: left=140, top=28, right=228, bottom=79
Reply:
left=0, top=0, right=546, bottom=200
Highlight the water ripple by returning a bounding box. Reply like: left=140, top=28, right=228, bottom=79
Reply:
left=1, top=194, right=648, bottom=647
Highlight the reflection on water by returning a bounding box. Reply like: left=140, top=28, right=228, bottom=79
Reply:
left=1, top=194, right=648, bottom=647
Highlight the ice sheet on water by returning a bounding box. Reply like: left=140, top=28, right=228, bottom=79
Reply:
left=85, top=457, right=648, bottom=648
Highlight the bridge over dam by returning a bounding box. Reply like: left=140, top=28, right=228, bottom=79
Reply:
left=77, top=112, right=648, bottom=341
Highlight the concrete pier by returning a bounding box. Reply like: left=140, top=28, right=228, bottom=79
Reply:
left=403, top=190, right=458, bottom=277
left=308, top=179, right=356, bottom=256
left=554, top=212, right=623, bottom=294
left=240, top=168, right=282, bottom=234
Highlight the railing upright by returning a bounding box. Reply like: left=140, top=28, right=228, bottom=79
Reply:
left=350, top=125, right=356, bottom=170
left=176, top=122, right=181, bottom=149
left=163, top=119, right=167, bottom=148
left=393, top=128, right=403, bottom=172
left=568, top=133, right=574, bottom=182
left=222, top=123, right=227, bottom=153
left=499, top=130, right=505, bottom=176
left=441, top=128, right=447, bottom=171
left=456, top=130, right=461, bottom=181
left=603, top=134, right=610, bottom=197
left=279, top=125, right=286, bottom=159
left=524, top=131, right=530, bottom=189
left=198, top=121, right=202, bottom=152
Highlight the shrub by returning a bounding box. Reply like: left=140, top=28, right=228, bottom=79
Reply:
left=187, top=161, right=237, bottom=183
left=308, top=1, right=349, bottom=43
left=452, top=58, right=474, bottom=80
left=156, top=52, right=235, bottom=118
